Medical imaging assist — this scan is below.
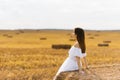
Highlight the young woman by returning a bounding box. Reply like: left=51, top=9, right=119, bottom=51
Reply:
left=53, top=27, right=88, bottom=80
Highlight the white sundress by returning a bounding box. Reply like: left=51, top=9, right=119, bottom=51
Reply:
left=55, top=45, right=87, bottom=76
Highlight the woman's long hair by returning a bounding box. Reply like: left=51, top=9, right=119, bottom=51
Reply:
left=74, top=27, right=86, bottom=53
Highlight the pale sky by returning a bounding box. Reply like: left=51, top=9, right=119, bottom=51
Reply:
left=0, top=0, right=120, bottom=30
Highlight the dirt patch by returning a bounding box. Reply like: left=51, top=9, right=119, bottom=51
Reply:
left=91, top=64, right=120, bottom=80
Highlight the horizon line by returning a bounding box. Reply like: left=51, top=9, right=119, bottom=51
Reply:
left=0, top=28, right=120, bottom=31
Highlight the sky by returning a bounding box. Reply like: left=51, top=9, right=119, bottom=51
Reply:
left=0, top=0, right=120, bottom=30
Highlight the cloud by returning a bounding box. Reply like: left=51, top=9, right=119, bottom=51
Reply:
left=0, top=0, right=120, bottom=30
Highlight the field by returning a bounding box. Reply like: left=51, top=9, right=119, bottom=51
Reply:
left=0, top=30, right=120, bottom=80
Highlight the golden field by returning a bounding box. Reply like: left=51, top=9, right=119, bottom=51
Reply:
left=0, top=30, right=120, bottom=80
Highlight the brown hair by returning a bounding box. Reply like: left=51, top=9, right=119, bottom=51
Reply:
left=74, top=27, right=86, bottom=53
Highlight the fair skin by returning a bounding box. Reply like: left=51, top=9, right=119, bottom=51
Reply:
left=71, top=31, right=89, bottom=74
left=74, top=42, right=89, bottom=69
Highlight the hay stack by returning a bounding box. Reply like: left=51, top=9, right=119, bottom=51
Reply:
left=40, top=37, right=47, bottom=40
left=54, top=69, right=102, bottom=80
left=52, top=44, right=71, bottom=49
left=98, top=43, right=109, bottom=47
left=103, top=41, right=111, bottom=43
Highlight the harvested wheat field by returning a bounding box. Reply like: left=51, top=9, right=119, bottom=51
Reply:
left=0, top=30, right=120, bottom=80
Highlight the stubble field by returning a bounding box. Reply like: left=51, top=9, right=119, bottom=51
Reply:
left=0, top=30, right=120, bottom=80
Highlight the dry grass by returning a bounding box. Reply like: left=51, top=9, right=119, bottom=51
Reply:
left=0, top=30, right=120, bottom=80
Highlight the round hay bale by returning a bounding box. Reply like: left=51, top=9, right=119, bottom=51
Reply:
left=3, top=34, right=8, bottom=37
left=67, top=33, right=71, bottom=35
left=54, top=69, right=102, bottom=80
left=98, top=43, right=109, bottom=47
left=103, top=41, right=111, bottom=43
left=40, top=37, right=47, bottom=40
left=96, top=31, right=101, bottom=32
left=52, top=44, right=71, bottom=49
left=7, top=35, right=13, bottom=38
left=88, top=37, right=94, bottom=39
left=36, top=30, right=40, bottom=32
left=16, top=33, right=20, bottom=35
left=69, top=39, right=75, bottom=41
left=94, top=34, right=99, bottom=36
left=87, top=33, right=91, bottom=36
left=19, top=30, right=24, bottom=33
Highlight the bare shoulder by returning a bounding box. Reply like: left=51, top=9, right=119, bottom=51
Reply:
left=74, top=42, right=80, bottom=48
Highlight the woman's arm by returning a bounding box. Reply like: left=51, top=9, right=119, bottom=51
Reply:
left=83, top=57, right=89, bottom=69
left=75, top=56, right=82, bottom=72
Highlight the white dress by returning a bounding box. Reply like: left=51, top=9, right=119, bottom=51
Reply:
left=55, top=45, right=87, bottom=76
